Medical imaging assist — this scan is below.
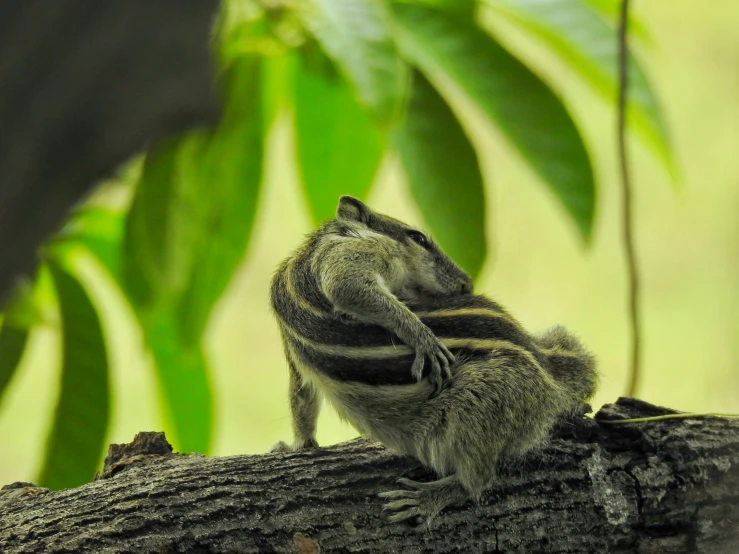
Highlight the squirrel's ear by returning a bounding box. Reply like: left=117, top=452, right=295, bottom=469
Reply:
left=336, top=196, right=371, bottom=223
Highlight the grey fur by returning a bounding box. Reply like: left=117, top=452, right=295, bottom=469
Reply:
left=270, top=196, right=598, bottom=526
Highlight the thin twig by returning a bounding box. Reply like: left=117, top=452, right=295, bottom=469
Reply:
left=617, top=0, right=641, bottom=397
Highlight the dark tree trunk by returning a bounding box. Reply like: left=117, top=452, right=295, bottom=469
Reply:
left=0, top=0, right=220, bottom=303
left=1, top=398, right=737, bottom=553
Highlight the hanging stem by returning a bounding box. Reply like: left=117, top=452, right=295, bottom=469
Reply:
left=617, top=0, right=641, bottom=397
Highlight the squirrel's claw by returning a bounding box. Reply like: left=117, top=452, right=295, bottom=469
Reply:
left=429, top=346, right=454, bottom=397
left=413, top=332, right=456, bottom=396
left=381, top=483, right=445, bottom=528
left=396, top=478, right=430, bottom=490
left=411, top=353, right=425, bottom=382
left=379, top=489, right=422, bottom=499
left=427, top=356, right=444, bottom=397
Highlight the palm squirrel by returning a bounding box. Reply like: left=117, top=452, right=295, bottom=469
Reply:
left=270, top=195, right=598, bottom=525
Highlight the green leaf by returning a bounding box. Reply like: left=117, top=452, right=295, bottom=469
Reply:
left=579, top=0, right=651, bottom=43
left=123, top=137, right=195, bottom=307
left=57, top=207, right=125, bottom=281
left=0, top=323, right=29, bottom=410
left=142, top=309, right=212, bottom=454
left=175, top=54, right=265, bottom=345
left=39, top=261, right=110, bottom=490
left=395, top=0, right=477, bottom=17
left=0, top=269, right=55, bottom=409
left=396, top=70, right=487, bottom=278
left=392, top=3, right=595, bottom=239
left=301, top=0, right=408, bottom=125
left=1, top=279, right=43, bottom=330
left=262, top=51, right=294, bottom=135
left=294, top=43, right=384, bottom=223
left=483, top=0, right=673, bottom=178
left=120, top=54, right=265, bottom=455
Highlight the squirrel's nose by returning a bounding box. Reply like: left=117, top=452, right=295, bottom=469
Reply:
left=458, top=278, right=473, bottom=295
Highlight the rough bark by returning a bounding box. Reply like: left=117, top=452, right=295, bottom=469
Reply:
left=1, top=398, right=737, bottom=553
left=0, top=0, right=220, bottom=303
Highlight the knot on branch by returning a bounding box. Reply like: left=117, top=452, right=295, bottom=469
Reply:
left=95, top=431, right=175, bottom=480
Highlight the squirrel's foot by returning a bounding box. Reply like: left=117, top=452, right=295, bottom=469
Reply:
left=379, top=475, right=467, bottom=527
left=270, top=437, right=318, bottom=453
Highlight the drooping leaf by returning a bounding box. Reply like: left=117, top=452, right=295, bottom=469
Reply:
left=123, top=137, right=194, bottom=307
left=0, top=279, right=43, bottom=331
left=262, top=51, right=294, bottom=135
left=0, top=323, right=29, bottom=410
left=301, top=0, right=408, bottom=125
left=294, top=43, right=384, bottom=223
left=0, top=278, right=45, bottom=408
left=396, top=70, right=487, bottom=278
left=392, top=3, right=596, bottom=240
left=483, top=0, right=673, bottom=178
left=57, top=207, right=125, bottom=281
left=39, top=261, right=110, bottom=490
left=119, top=54, right=265, bottom=454
left=141, top=308, right=212, bottom=455
left=175, top=54, right=265, bottom=345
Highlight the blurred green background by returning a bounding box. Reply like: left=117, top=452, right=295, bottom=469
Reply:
left=1, top=0, right=738, bottom=485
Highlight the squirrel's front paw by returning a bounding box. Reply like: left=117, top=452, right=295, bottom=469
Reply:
left=411, top=327, right=455, bottom=396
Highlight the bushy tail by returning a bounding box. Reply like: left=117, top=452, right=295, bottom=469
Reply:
left=535, top=325, right=598, bottom=409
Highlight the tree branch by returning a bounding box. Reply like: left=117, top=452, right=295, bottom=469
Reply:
left=1, top=398, right=738, bottom=553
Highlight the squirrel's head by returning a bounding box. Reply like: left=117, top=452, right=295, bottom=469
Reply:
left=335, top=196, right=474, bottom=300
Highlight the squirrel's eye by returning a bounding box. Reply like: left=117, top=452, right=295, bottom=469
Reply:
left=407, top=230, right=428, bottom=248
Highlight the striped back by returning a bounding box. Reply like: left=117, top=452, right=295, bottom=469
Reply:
left=271, top=248, right=553, bottom=386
